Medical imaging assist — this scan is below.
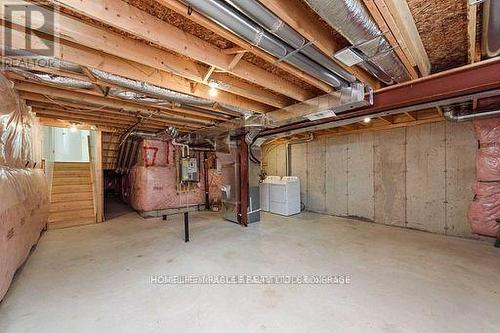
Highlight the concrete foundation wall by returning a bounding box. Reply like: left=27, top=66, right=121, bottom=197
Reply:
left=262, top=121, right=477, bottom=237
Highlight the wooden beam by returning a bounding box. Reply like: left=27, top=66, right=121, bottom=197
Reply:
left=203, top=66, right=216, bottom=83
left=381, top=0, right=431, bottom=76
left=37, top=116, right=120, bottom=132
left=223, top=47, right=247, bottom=55
left=227, top=52, right=246, bottom=71
left=467, top=3, right=478, bottom=64
left=1, top=18, right=278, bottom=111
left=404, top=111, right=417, bottom=121
left=8, top=71, right=230, bottom=121
left=377, top=115, right=395, bottom=124
left=51, top=0, right=314, bottom=101
left=80, top=66, right=108, bottom=96
left=258, top=0, right=381, bottom=88
left=157, top=0, right=334, bottom=93
left=25, top=101, right=174, bottom=127
left=361, top=0, right=419, bottom=79
left=13, top=81, right=210, bottom=127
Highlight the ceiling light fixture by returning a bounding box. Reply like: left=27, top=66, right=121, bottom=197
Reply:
left=363, top=117, right=371, bottom=123
left=209, top=86, right=218, bottom=97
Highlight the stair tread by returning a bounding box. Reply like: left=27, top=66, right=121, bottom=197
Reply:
left=47, top=217, right=95, bottom=229
left=49, top=209, right=95, bottom=221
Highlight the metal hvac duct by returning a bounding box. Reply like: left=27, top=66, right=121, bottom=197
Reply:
left=228, top=0, right=356, bottom=83
left=303, top=0, right=411, bottom=84
left=482, top=0, right=500, bottom=58
left=183, top=0, right=351, bottom=89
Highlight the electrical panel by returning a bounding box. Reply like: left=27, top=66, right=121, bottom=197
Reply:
left=180, top=157, right=199, bottom=182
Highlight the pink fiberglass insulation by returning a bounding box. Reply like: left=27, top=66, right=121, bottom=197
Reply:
left=0, top=73, right=49, bottom=300
left=0, top=169, right=49, bottom=300
left=476, top=145, right=500, bottom=181
left=136, top=139, right=172, bottom=167
left=468, top=182, right=500, bottom=237
left=467, top=117, right=500, bottom=237
left=474, top=117, right=500, bottom=181
left=127, top=140, right=206, bottom=213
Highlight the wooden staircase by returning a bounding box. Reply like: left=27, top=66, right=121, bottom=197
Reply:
left=49, top=162, right=96, bottom=229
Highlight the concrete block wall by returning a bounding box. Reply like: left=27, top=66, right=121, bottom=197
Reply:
left=262, top=121, right=477, bottom=237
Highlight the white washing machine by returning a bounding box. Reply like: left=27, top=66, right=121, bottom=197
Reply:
left=269, top=176, right=301, bottom=216
left=260, top=176, right=281, bottom=212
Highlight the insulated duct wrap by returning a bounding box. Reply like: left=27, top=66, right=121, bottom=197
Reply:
left=303, top=0, right=411, bottom=84
left=91, top=69, right=251, bottom=117
left=2, top=47, right=83, bottom=73
left=5, top=66, right=94, bottom=90
left=0, top=73, right=49, bottom=301
left=90, top=69, right=214, bottom=107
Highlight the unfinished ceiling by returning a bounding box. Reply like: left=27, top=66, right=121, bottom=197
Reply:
left=0, top=0, right=487, bottom=142
left=407, top=0, right=469, bottom=73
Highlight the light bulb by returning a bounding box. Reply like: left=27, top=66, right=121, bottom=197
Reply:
left=209, top=86, right=218, bottom=97
left=363, top=117, right=371, bottom=123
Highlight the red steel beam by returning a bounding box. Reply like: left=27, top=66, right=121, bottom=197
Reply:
left=239, top=137, right=249, bottom=227
left=262, top=58, right=500, bottom=136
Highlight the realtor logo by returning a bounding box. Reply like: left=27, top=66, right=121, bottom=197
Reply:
left=2, top=1, right=59, bottom=57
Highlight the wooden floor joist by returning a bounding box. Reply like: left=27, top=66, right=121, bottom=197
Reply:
left=13, top=81, right=213, bottom=126
left=157, top=0, right=335, bottom=94
left=51, top=0, right=315, bottom=102
left=258, top=0, right=381, bottom=88
left=1, top=22, right=277, bottom=112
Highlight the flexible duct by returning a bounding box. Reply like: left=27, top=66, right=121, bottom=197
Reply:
left=303, top=0, right=411, bottom=84
left=5, top=66, right=94, bottom=90
left=1, top=47, right=83, bottom=73
left=90, top=69, right=252, bottom=118
left=108, top=88, right=234, bottom=119
left=228, top=0, right=356, bottom=83
left=482, top=0, right=500, bottom=58
left=90, top=69, right=214, bottom=107
left=183, top=0, right=350, bottom=89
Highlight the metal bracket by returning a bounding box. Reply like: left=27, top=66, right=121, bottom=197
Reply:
left=273, top=40, right=316, bottom=65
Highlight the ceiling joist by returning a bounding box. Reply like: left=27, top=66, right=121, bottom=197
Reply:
left=1, top=16, right=280, bottom=111
left=51, top=0, right=314, bottom=102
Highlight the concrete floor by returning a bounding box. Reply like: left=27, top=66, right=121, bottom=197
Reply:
left=1, top=211, right=499, bottom=333
left=104, top=197, right=134, bottom=220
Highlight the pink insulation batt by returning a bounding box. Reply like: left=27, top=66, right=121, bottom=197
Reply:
left=468, top=182, right=500, bottom=237
left=467, top=117, right=500, bottom=237
left=0, top=169, right=49, bottom=299
left=474, top=117, right=500, bottom=182
left=0, top=73, right=49, bottom=300
left=127, top=140, right=206, bottom=212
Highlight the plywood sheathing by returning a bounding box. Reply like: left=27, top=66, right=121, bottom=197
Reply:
left=406, top=0, right=468, bottom=73
left=263, top=121, right=477, bottom=237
